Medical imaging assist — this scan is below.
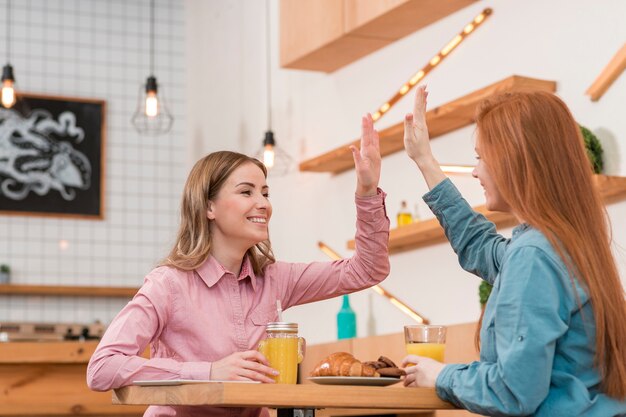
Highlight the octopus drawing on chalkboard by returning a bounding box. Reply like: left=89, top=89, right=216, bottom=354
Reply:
left=0, top=94, right=104, bottom=218
left=0, top=108, right=91, bottom=201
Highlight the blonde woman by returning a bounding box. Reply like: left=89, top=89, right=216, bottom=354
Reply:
left=87, top=115, right=390, bottom=417
left=402, top=86, right=626, bottom=416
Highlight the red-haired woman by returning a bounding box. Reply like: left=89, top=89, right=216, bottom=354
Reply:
left=402, top=86, right=626, bottom=416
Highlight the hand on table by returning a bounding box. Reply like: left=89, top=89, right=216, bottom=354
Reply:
left=401, top=354, right=445, bottom=388
left=351, top=113, right=381, bottom=197
left=211, top=350, right=278, bottom=383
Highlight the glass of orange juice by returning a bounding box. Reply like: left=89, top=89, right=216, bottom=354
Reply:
left=404, top=324, right=446, bottom=364
left=258, top=322, right=305, bottom=384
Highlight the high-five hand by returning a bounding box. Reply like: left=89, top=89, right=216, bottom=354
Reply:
left=351, top=113, right=381, bottom=196
left=403, top=86, right=446, bottom=190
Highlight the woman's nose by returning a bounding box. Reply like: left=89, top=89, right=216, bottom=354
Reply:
left=472, top=167, right=478, bottom=178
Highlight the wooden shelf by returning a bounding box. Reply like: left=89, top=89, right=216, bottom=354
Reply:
left=348, top=175, right=626, bottom=254
left=281, top=0, right=478, bottom=73
left=0, top=284, right=138, bottom=298
left=300, top=76, right=557, bottom=174
left=586, top=43, right=626, bottom=101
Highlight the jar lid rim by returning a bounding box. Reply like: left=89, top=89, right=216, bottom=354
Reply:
left=266, top=322, right=298, bottom=331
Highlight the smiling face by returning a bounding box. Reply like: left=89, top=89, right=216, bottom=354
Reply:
left=207, top=162, right=272, bottom=251
left=472, top=141, right=511, bottom=213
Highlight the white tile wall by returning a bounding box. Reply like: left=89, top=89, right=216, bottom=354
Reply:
left=0, top=0, right=186, bottom=325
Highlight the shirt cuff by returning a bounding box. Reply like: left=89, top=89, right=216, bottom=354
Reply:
left=422, top=178, right=462, bottom=213
left=180, top=361, right=211, bottom=380
left=355, top=187, right=387, bottom=222
left=435, top=363, right=466, bottom=407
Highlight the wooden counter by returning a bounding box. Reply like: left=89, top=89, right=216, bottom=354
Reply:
left=113, top=382, right=453, bottom=410
left=0, top=341, right=146, bottom=416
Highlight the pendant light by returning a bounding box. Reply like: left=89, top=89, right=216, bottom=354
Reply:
left=256, top=0, right=292, bottom=176
left=1, top=0, right=16, bottom=108
left=131, top=0, right=173, bottom=135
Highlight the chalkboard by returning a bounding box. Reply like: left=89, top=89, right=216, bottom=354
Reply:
left=0, top=94, right=106, bottom=219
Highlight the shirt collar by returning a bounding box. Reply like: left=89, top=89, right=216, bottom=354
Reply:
left=512, top=222, right=531, bottom=239
left=195, top=254, right=258, bottom=291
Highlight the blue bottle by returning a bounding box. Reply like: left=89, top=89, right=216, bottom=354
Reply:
left=337, top=294, right=357, bottom=339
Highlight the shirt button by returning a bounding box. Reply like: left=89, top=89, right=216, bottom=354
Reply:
left=518, top=336, right=524, bottom=342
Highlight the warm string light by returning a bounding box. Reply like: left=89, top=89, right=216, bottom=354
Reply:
left=1, top=0, right=16, bottom=109
left=371, top=8, right=493, bottom=122
left=317, top=241, right=428, bottom=324
left=440, top=164, right=475, bottom=175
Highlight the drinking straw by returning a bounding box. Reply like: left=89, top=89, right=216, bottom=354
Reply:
left=276, top=300, right=283, bottom=322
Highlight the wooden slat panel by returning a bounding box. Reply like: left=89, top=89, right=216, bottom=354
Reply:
left=0, top=284, right=138, bottom=297
left=0, top=341, right=99, bottom=364
left=113, top=383, right=455, bottom=410
left=0, top=364, right=145, bottom=416
left=300, top=76, right=557, bottom=174
left=348, top=175, right=626, bottom=253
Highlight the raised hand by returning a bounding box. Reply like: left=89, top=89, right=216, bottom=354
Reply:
left=404, top=85, right=433, bottom=164
left=351, top=113, right=381, bottom=196
left=404, top=86, right=446, bottom=189
left=210, top=350, right=278, bottom=383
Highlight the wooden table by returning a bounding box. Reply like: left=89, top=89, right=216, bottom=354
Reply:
left=113, top=382, right=455, bottom=417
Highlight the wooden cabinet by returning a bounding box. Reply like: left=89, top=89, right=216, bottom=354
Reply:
left=280, top=0, right=478, bottom=72
left=0, top=341, right=146, bottom=416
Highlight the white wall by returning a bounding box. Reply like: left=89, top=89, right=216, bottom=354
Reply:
left=0, top=0, right=186, bottom=323
left=185, top=0, right=626, bottom=346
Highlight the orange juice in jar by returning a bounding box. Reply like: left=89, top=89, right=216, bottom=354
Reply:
left=258, top=322, right=305, bottom=384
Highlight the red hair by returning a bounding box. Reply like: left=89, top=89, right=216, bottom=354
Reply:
left=476, top=91, right=626, bottom=399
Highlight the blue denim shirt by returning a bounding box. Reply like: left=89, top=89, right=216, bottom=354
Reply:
left=424, top=178, right=626, bottom=417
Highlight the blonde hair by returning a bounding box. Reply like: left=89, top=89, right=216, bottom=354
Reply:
left=162, top=151, right=275, bottom=275
left=475, top=90, right=626, bottom=399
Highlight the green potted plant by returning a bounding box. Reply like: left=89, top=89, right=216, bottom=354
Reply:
left=580, top=125, right=604, bottom=174
left=478, top=125, right=604, bottom=306
left=479, top=280, right=493, bottom=308
left=0, top=264, right=10, bottom=284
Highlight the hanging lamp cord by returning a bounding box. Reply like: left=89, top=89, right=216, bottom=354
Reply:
left=6, top=0, right=11, bottom=63
left=150, top=0, right=155, bottom=76
left=265, top=0, right=272, bottom=130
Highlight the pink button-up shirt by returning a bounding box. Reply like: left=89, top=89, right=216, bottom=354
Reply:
left=87, top=191, right=389, bottom=417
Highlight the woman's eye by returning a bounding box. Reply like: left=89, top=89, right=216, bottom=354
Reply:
left=263, top=193, right=270, bottom=198
left=241, top=190, right=251, bottom=195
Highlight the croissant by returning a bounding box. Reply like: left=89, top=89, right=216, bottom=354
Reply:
left=310, top=352, right=379, bottom=377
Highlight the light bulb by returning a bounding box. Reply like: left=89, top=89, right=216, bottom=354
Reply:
left=145, top=90, right=158, bottom=117
left=1, top=79, right=15, bottom=108
left=263, top=144, right=275, bottom=168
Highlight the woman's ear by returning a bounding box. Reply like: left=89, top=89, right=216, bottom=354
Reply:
left=206, top=201, right=215, bottom=220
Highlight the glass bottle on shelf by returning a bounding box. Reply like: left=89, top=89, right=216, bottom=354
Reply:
left=397, top=200, right=413, bottom=227
left=413, top=203, right=421, bottom=223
